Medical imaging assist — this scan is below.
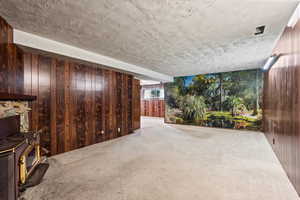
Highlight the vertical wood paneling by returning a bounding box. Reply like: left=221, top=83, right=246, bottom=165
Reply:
left=7, top=44, right=15, bottom=94
left=56, top=60, right=66, bottom=154
left=69, top=62, right=77, bottom=151
left=94, top=68, right=104, bottom=143
left=23, top=52, right=33, bottom=131
left=0, top=16, right=12, bottom=93
left=64, top=61, right=71, bottom=152
left=116, top=72, right=122, bottom=137
left=141, top=99, right=165, bottom=118
left=264, top=21, right=300, bottom=194
left=31, top=55, right=39, bottom=132
left=0, top=16, right=25, bottom=95
left=15, top=47, right=24, bottom=94
left=50, top=58, right=57, bottom=155
left=0, top=43, right=9, bottom=92
left=85, top=64, right=91, bottom=146
left=0, top=16, right=141, bottom=156
left=38, top=56, right=51, bottom=151
left=128, top=76, right=133, bottom=133
left=132, top=79, right=141, bottom=130
left=103, top=69, right=110, bottom=141
left=6, top=46, right=24, bottom=94
left=109, top=71, right=117, bottom=139
left=140, top=84, right=165, bottom=118
left=89, top=67, right=96, bottom=145
left=75, top=63, right=86, bottom=148
left=21, top=53, right=140, bottom=155
left=0, top=16, right=12, bottom=44
left=122, top=74, right=129, bottom=136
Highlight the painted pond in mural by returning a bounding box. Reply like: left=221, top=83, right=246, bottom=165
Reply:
left=165, top=69, right=263, bottom=131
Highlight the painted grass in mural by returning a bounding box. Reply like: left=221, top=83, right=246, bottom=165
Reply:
left=165, top=69, right=263, bottom=130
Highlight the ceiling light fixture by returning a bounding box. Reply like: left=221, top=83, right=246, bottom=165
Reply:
left=262, top=54, right=280, bottom=71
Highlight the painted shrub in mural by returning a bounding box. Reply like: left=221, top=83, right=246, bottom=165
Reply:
left=165, top=69, right=263, bottom=130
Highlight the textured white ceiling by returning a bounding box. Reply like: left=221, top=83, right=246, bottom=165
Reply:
left=0, top=0, right=298, bottom=77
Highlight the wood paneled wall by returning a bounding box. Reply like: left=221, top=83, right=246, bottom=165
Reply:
left=141, top=84, right=165, bottom=117
left=23, top=51, right=140, bottom=155
left=132, top=79, right=141, bottom=129
left=141, top=100, right=165, bottom=117
left=0, top=16, right=12, bottom=44
left=263, top=21, right=300, bottom=194
left=0, top=16, right=23, bottom=94
left=0, top=16, right=141, bottom=155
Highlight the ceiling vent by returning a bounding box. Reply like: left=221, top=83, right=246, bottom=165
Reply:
left=254, top=26, right=265, bottom=35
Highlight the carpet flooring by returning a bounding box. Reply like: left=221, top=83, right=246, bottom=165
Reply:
left=21, top=117, right=299, bottom=200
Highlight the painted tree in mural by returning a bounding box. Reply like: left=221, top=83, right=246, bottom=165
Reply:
left=223, top=96, right=247, bottom=116
left=178, top=95, right=207, bottom=124
left=221, top=70, right=262, bottom=114
left=165, top=69, right=263, bottom=130
left=189, top=74, right=220, bottom=111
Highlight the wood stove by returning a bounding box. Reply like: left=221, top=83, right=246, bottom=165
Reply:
left=0, top=115, right=28, bottom=200
left=0, top=93, right=48, bottom=200
left=0, top=115, right=49, bottom=200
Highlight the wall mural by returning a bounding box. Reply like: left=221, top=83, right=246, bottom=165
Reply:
left=165, top=69, right=263, bottom=131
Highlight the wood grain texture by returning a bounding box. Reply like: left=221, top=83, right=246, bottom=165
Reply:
left=0, top=16, right=24, bottom=94
left=94, top=67, right=104, bottom=143
left=22, top=51, right=140, bottom=155
left=132, top=79, right=141, bottom=130
left=0, top=16, right=13, bottom=44
left=0, top=16, right=141, bottom=156
left=37, top=55, right=52, bottom=152
left=128, top=76, right=133, bottom=133
left=263, top=21, right=300, bottom=194
left=141, top=99, right=165, bottom=117
left=141, top=84, right=165, bottom=118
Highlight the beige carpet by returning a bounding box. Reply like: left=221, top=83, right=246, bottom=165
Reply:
left=22, top=117, right=299, bottom=200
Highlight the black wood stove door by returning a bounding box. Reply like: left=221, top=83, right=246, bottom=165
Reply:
left=0, top=115, right=20, bottom=138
